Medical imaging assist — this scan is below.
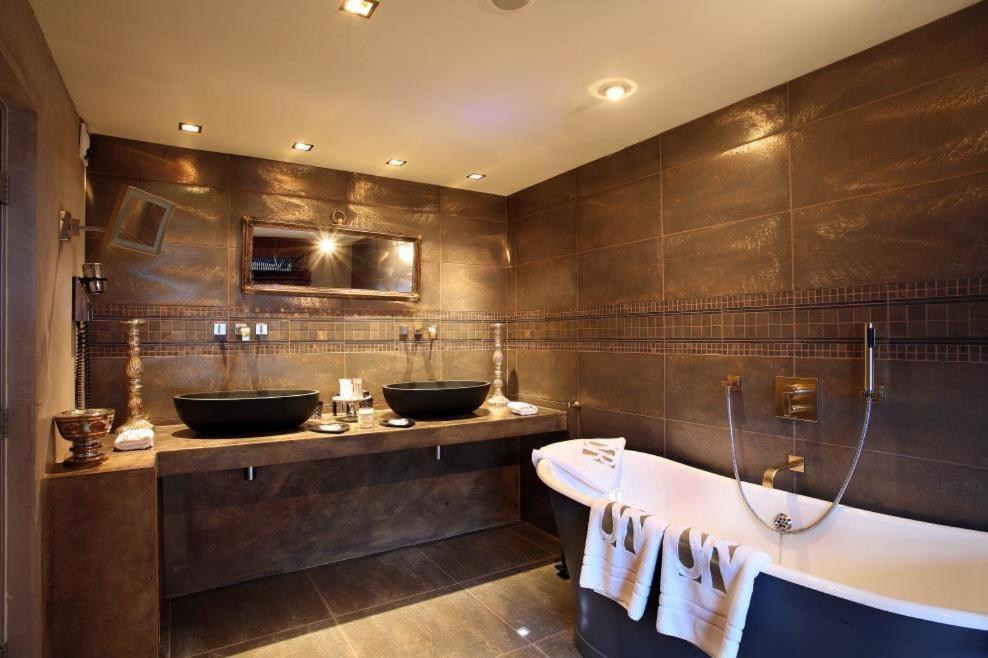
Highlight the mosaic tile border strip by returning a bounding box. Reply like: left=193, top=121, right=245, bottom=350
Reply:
left=92, top=304, right=508, bottom=322
left=90, top=339, right=493, bottom=358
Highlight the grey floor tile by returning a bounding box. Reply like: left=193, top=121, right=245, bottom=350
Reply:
left=417, top=524, right=556, bottom=582
left=462, top=564, right=575, bottom=642
left=336, top=585, right=529, bottom=658
left=201, top=619, right=356, bottom=657
left=508, top=523, right=561, bottom=554
left=499, top=645, right=546, bottom=657
left=170, top=572, right=331, bottom=658
left=534, top=630, right=581, bottom=658
left=307, top=546, right=455, bottom=616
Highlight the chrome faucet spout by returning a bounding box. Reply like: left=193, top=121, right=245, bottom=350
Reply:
left=762, top=454, right=805, bottom=488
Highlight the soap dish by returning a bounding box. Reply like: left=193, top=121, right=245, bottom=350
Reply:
left=309, top=422, right=351, bottom=434
left=381, top=418, right=415, bottom=428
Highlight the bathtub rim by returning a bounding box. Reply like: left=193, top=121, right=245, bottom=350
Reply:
left=536, top=451, right=988, bottom=632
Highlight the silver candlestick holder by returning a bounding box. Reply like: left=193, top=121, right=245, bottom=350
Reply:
left=487, top=322, right=509, bottom=408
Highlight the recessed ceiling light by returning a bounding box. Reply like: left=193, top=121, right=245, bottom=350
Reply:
left=292, top=142, right=315, bottom=151
left=589, top=78, right=638, bottom=101
left=178, top=122, right=202, bottom=133
left=386, top=158, right=406, bottom=166
left=340, top=0, right=379, bottom=18
left=467, top=173, right=486, bottom=180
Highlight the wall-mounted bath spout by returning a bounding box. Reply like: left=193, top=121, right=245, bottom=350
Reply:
left=762, top=454, right=804, bottom=488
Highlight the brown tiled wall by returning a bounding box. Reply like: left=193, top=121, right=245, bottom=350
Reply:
left=508, top=3, right=988, bottom=531
left=85, top=135, right=508, bottom=421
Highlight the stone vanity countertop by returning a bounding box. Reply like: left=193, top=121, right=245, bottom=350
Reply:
left=46, top=406, right=567, bottom=478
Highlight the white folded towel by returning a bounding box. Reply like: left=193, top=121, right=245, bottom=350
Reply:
left=114, top=428, right=154, bottom=451
left=657, top=525, right=770, bottom=658
left=580, top=499, right=669, bottom=620
left=532, top=438, right=625, bottom=495
left=506, top=401, right=538, bottom=416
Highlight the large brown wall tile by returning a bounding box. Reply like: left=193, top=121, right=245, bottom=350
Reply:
left=577, top=175, right=661, bottom=251
left=441, top=263, right=507, bottom=312
left=442, top=350, right=495, bottom=382
left=663, top=214, right=792, bottom=299
left=790, top=62, right=988, bottom=207
left=230, top=155, right=350, bottom=200
left=87, top=175, right=230, bottom=248
left=789, top=2, right=988, bottom=126
left=88, top=135, right=230, bottom=188
left=345, top=202, right=442, bottom=262
left=795, top=358, right=988, bottom=469
left=345, top=350, right=442, bottom=403
left=511, top=350, right=578, bottom=402
left=511, top=201, right=577, bottom=264
left=665, top=420, right=795, bottom=488
left=441, top=215, right=507, bottom=266
left=508, top=171, right=577, bottom=219
left=793, top=173, right=988, bottom=288
left=662, top=133, right=790, bottom=234
left=578, top=352, right=663, bottom=417
left=660, top=85, right=788, bottom=169
left=665, top=354, right=793, bottom=436
left=577, top=238, right=662, bottom=306
left=440, top=188, right=506, bottom=222
left=348, top=173, right=439, bottom=212
left=87, top=237, right=229, bottom=306
left=228, top=353, right=346, bottom=404
left=580, top=408, right=663, bottom=455
left=796, top=440, right=986, bottom=530
left=515, top=256, right=578, bottom=311
left=577, top=137, right=660, bottom=197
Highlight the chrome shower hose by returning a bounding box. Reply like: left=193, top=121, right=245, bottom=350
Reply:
left=725, top=387, right=874, bottom=536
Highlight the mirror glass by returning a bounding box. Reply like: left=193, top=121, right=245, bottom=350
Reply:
left=108, top=186, right=175, bottom=254
left=243, top=218, right=421, bottom=300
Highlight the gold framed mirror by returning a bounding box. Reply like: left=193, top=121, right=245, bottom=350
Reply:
left=241, top=216, right=422, bottom=301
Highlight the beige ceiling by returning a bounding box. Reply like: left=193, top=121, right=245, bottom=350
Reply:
left=31, top=0, right=976, bottom=195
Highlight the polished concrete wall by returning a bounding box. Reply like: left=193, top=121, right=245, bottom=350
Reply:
left=508, top=3, right=988, bottom=532
left=0, top=1, right=86, bottom=654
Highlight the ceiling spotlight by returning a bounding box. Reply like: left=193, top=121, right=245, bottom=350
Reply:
left=467, top=173, right=486, bottom=180
left=292, top=142, right=315, bottom=151
left=589, top=78, right=638, bottom=101
left=178, top=122, right=202, bottom=133
left=385, top=158, right=406, bottom=166
left=340, top=0, right=379, bottom=18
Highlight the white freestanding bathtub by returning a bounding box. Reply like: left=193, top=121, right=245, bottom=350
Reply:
left=537, top=449, right=988, bottom=657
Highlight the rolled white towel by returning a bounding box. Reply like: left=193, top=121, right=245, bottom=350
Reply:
left=114, top=428, right=154, bottom=451
left=507, top=401, right=538, bottom=416
left=532, top=438, right=625, bottom=495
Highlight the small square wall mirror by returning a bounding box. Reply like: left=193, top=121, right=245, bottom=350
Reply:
left=107, top=186, right=175, bottom=254
left=241, top=216, right=421, bottom=301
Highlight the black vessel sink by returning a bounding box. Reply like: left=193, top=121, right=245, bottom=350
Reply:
left=382, top=381, right=490, bottom=418
left=174, top=389, right=318, bottom=434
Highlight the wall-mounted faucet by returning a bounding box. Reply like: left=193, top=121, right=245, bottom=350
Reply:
left=762, top=454, right=805, bottom=489
left=234, top=323, right=251, bottom=342
left=774, top=377, right=818, bottom=422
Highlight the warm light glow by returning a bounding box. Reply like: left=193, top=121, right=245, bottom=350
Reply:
left=602, top=83, right=629, bottom=100
left=386, top=158, right=407, bottom=166
left=340, top=0, right=379, bottom=18
left=467, top=173, right=486, bottom=180
left=318, top=237, right=336, bottom=254
left=516, top=627, right=531, bottom=638
left=178, top=122, right=202, bottom=133
left=292, top=142, right=315, bottom=151
left=397, top=241, right=415, bottom=264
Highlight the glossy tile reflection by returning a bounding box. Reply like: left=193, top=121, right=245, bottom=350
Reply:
left=164, top=523, right=573, bottom=658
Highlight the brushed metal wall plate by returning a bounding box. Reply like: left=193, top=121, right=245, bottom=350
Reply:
left=775, top=376, right=819, bottom=422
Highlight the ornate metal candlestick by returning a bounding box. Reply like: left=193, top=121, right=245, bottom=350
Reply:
left=117, top=319, right=154, bottom=434
left=487, top=322, right=509, bottom=408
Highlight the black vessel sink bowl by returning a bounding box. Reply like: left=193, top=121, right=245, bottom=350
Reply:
left=382, top=381, right=490, bottom=418
left=174, top=389, right=318, bottom=434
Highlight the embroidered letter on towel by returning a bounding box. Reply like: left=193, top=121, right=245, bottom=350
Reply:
left=531, top=438, right=626, bottom=495
left=580, top=499, right=669, bottom=620
left=656, top=525, right=770, bottom=658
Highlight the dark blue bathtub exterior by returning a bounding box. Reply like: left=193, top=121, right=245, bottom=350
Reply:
left=549, top=489, right=988, bottom=658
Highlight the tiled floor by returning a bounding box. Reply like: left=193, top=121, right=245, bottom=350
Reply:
left=164, top=522, right=580, bottom=658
